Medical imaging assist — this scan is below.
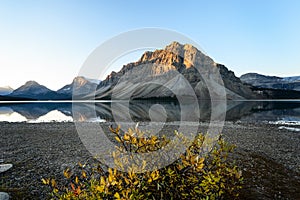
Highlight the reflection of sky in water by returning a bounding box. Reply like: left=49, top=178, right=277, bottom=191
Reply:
left=0, top=105, right=107, bottom=123
left=0, top=111, right=27, bottom=122
left=28, top=110, right=73, bottom=123
left=0, top=108, right=73, bottom=123
left=0, top=106, right=27, bottom=122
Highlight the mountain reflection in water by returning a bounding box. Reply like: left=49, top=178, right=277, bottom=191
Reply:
left=0, top=100, right=300, bottom=123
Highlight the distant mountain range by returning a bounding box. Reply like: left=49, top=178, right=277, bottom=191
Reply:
left=240, top=73, right=300, bottom=91
left=9, top=81, right=67, bottom=100
left=3, top=77, right=98, bottom=100
left=1, top=42, right=300, bottom=100
left=0, top=86, right=13, bottom=95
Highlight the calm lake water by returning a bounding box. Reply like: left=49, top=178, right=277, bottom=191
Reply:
left=0, top=100, right=300, bottom=127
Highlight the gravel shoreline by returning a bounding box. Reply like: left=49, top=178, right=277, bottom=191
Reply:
left=0, top=122, right=299, bottom=199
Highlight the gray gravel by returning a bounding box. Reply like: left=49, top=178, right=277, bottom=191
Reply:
left=0, top=122, right=299, bottom=199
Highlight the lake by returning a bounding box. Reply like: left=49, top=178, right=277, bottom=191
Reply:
left=0, top=100, right=300, bottom=128
left=1, top=100, right=300, bottom=199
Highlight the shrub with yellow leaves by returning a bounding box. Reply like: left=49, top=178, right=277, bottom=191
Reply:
left=42, top=126, right=243, bottom=199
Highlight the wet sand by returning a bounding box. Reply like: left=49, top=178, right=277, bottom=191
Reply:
left=0, top=122, right=299, bottom=199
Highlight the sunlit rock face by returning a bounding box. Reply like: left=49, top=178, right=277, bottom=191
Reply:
left=95, top=42, right=257, bottom=100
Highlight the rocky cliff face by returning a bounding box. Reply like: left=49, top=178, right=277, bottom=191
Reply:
left=96, top=42, right=257, bottom=100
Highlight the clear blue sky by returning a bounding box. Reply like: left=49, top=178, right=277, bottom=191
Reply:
left=0, top=0, right=300, bottom=90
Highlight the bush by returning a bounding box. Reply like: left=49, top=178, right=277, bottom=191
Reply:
left=42, top=126, right=243, bottom=199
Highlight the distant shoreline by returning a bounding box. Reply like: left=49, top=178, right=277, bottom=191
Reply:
left=1, top=99, right=300, bottom=103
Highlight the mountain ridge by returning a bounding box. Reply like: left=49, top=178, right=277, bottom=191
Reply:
left=10, top=81, right=67, bottom=100
left=0, top=86, right=13, bottom=95
left=57, top=76, right=98, bottom=99
left=95, top=41, right=256, bottom=100
left=241, top=73, right=300, bottom=91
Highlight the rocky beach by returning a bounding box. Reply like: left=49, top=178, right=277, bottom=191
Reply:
left=0, top=122, right=299, bottom=199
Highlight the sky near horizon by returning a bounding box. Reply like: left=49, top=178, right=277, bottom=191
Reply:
left=0, top=0, right=300, bottom=90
